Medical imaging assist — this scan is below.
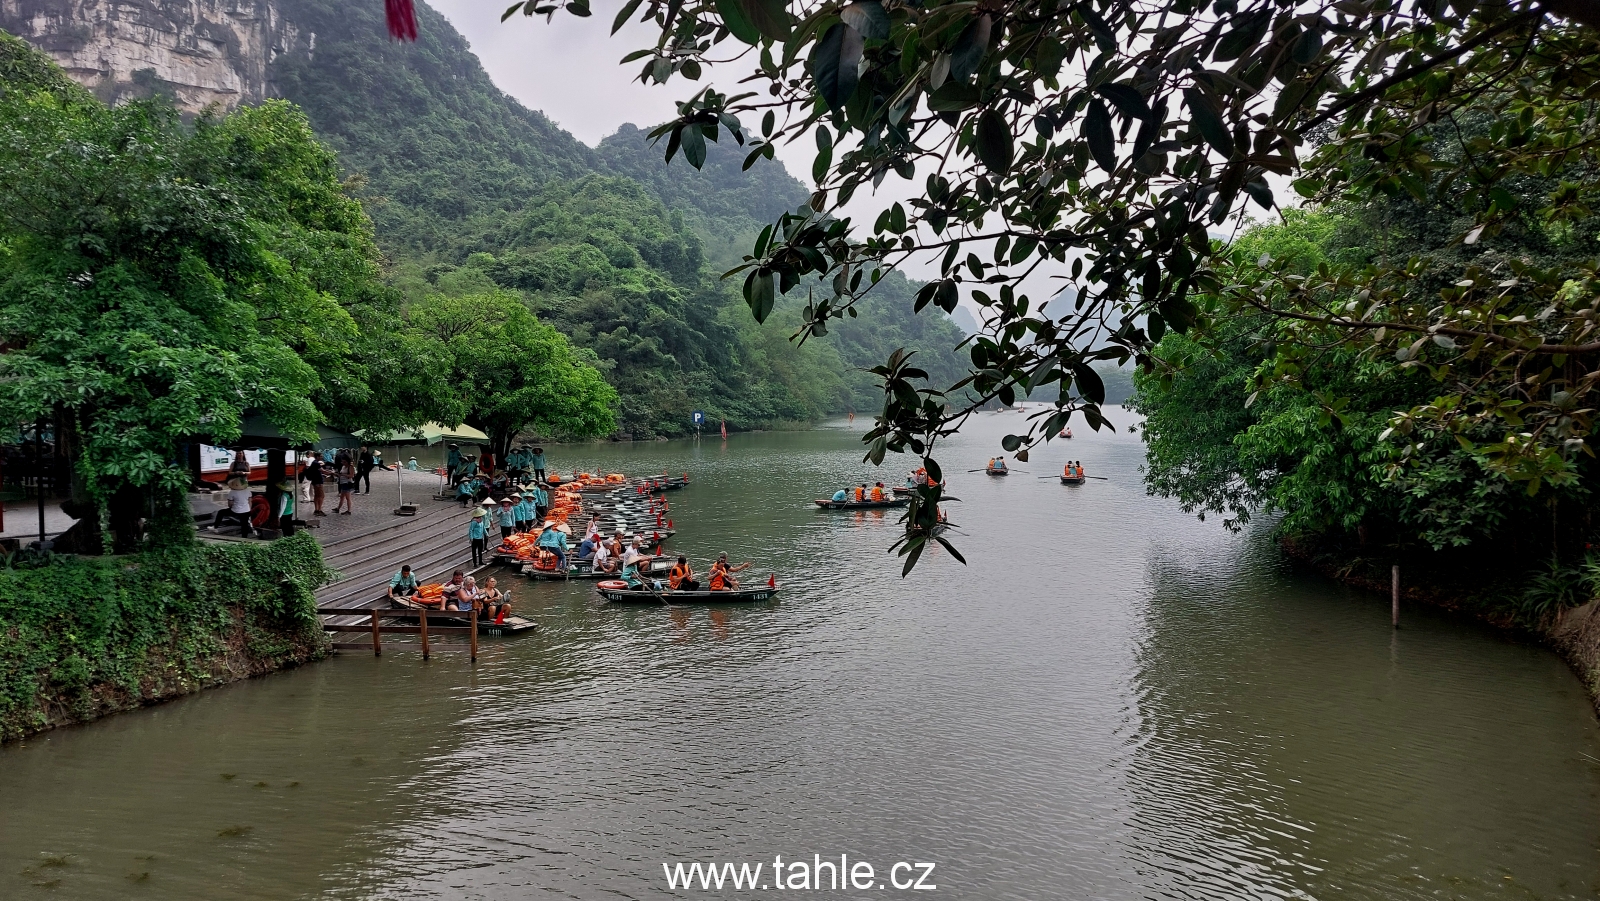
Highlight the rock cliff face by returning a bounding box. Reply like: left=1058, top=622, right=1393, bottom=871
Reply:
left=0, top=0, right=308, bottom=112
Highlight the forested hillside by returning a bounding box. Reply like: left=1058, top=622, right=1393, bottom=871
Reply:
left=267, top=0, right=968, bottom=436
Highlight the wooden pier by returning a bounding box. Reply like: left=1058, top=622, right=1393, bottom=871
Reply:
left=312, top=490, right=536, bottom=652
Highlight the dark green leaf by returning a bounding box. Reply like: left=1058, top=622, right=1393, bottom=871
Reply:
left=974, top=108, right=1014, bottom=174
left=734, top=0, right=791, bottom=41
left=1183, top=87, right=1234, bottom=158
left=746, top=270, right=776, bottom=322
left=714, top=0, right=763, bottom=43
left=839, top=0, right=890, bottom=41
left=928, top=82, right=981, bottom=111
left=1083, top=99, right=1116, bottom=172
left=682, top=124, right=707, bottom=168
left=610, top=0, right=643, bottom=32
left=949, top=15, right=991, bottom=82
left=1096, top=83, right=1151, bottom=121
left=1072, top=363, right=1106, bottom=404
left=811, top=23, right=864, bottom=111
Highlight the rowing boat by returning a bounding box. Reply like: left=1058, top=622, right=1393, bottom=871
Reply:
left=813, top=497, right=909, bottom=510
left=1060, top=475, right=1085, bottom=485
left=522, top=555, right=674, bottom=580
left=595, top=580, right=780, bottom=603
left=387, top=598, right=538, bottom=635
left=986, top=468, right=1009, bottom=476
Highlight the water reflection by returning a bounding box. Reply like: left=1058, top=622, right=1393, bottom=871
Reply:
left=2, top=414, right=1597, bottom=899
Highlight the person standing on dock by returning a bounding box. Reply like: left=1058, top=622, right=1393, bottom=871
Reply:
left=358, top=446, right=375, bottom=494
left=468, top=508, right=490, bottom=566
left=497, top=498, right=517, bottom=543
left=447, top=443, right=462, bottom=485
left=531, top=483, right=549, bottom=522
left=529, top=446, right=547, bottom=483
left=301, top=456, right=327, bottom=517
left=275, top=479, right=296, bottom=536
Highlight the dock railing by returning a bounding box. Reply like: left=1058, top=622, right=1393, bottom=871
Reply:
left=318, top=606, right=477, bottom=661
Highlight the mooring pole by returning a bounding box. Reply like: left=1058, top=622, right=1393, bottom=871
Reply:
left=469, top=607, right=478, bottom=662
left=419, top=605, right=430, bottom=660
left=371, top=608, right=382, bottom=656
left=1391, top=565, right=1400, bottom=629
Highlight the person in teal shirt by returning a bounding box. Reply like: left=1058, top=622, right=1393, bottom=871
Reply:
left=496, top=499, right=517, bottom=542
left=531, top=484, right=549, bottom=520
left=446, top=444, right=462, bottom=484
left=536, top=522, right=569, bottom=571
left=275, top=479, right=296, bottom=536
left=388, top=565, right=420, bottom=603
left=512, top=493, right=533, bottom=532
left=529, top=446, right=547, bottom=482
left=832, top=488, right=848, bottom=502
left=467, top=508, right=490, bottom=566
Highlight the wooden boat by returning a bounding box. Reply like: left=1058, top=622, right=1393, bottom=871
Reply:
left=386, top=597, right=538, bottom=635
left=1060, top=474, right=1086, bottom=485
left=522, top=554, right=674, bottom=580
left=813, top=496, right=909, bottom=510
left=595, top=580, right=780, bottom=604
left=986, top=468, right=1009, bottom=476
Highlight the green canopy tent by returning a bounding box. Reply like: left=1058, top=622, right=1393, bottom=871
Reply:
left=352, top=423, right=490, bottom=510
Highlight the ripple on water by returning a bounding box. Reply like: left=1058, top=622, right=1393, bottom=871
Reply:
left=2, top=414, right=1598, bottom=900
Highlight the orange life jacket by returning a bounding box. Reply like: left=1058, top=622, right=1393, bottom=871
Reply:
left=854, top=487, right=865, bottom=502
left=709, top=563, right=729, bottom=590
left=871, top=486, right=885, bottom=500
left=668, top=563, right=690, bottom=589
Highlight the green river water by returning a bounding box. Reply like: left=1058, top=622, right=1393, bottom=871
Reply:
left=2, top=411, right=1598, bottom=899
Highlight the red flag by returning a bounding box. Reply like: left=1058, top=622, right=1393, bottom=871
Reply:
left=667, top=518, right=673, bottom=529
left=767, top=573, right=776, bottom=588
left=385, top=0, right=418, bottom=40
left=720, top=418, right=727, bottom=439
left=494, top=608, right=507, bottom=625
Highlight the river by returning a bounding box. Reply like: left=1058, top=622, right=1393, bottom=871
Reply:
left=3, top=410, right=1598, bottom=899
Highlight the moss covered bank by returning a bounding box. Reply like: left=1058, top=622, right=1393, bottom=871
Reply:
left=0, top=533, right=332, bottom=743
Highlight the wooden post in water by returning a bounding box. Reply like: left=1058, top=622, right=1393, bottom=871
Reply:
left=371, top=608, right=382, bottom=656
left=469, top=607, right=478, bottom=662
left=419, top=605, right=430, bottom=660
left=1391, top=565, right=1400, bottom=629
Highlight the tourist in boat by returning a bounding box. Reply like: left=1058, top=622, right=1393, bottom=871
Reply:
left=452, top=576, right=481, bottom=613
left=447, top=443, right=462, bottom=485
left=915, top=467, right=929, bottom=486
left=592, top=537, right=617, bottom=574
left=1075, top=461, right=1085, bottom=478
left=388, top=565, right=421, bottom=604
left=439, top=570, right=467, bottom=608
left=988, top=456, right=1008, bottom=473
left=709, top=553, right=752, bottom=591
left=576, top=533, right=601, bottom=563
left=530, top=446, right=547, bottom=483
left=854, top=484, right=868, bottom=502
left=668, top=556, right=700, bottom=591
left=832, top=488, right=849, bottom=502
left=871, top=482, right=887, bottom=501
left=468, top=508, right=490, bottom=566
left=275, top=479, right=296, bottom=536
left=537, top=521, right=570, bottom=572
left=496, top=497, right=517, bottom=543
left=300, top=456, right=327, bottom=517
left=482, top=577, right=511, bottom=621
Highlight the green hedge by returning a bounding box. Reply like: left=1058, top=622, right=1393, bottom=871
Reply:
left=0, top=533, right=333, bottom=742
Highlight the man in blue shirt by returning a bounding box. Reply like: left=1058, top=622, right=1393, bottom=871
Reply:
left=529, top=446, right=547, bottom=483
left=531, top=484, right=550, bottom=521
left=446, top=443, right=462, bottom=484
left=496, top=498, right=517, bottom=543
left=388, top=565, right=421, bottom=603
left=832, top=488, right=849, bottom=502
left=468, top=508, right=490, bottom=566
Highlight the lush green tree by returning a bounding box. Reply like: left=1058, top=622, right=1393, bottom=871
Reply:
left=509, top=0, right=1600, bottom=567
left=406, top=290, right=619, bottom=455
left=0, top=35, right=388, bottom=551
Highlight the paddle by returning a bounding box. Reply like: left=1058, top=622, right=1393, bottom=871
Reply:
left=1040, top=474, right=1110, bottom=481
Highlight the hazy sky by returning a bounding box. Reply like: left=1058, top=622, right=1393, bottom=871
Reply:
left=422, top=1, right=1091, bottom=324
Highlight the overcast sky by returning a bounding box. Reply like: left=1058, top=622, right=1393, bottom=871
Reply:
left=422, top=1, right=1211, bottom=331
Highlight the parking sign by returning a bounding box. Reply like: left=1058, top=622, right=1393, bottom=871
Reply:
left=692, top=410, right=705, bottom=425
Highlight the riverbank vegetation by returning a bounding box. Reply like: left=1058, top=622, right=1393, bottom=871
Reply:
left=269, top=0, right=970, bottom=436
left=0, top=527, right=332, bottom=743
left=538, top=0, right=1600, bottom=569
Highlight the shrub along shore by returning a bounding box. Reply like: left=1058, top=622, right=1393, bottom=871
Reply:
left=0, top=533, right=332, bottom=743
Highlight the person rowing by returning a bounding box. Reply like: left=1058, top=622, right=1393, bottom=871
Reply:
left=832, top=487, right=849, bottom=502
left=709, top=553, right=752, bottom=591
